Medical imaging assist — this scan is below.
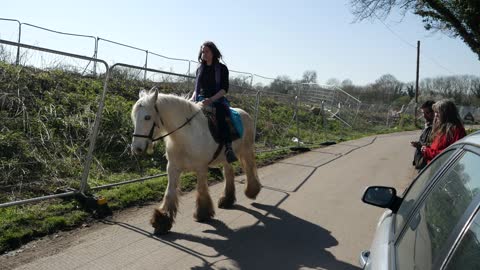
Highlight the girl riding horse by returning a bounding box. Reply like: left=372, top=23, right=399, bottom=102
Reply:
left=190, top=41, right=237, bottom=163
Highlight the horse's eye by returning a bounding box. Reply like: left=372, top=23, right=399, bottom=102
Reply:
left=144, top=115, right=151, bottom=121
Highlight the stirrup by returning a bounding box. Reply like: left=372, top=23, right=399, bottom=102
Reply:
left=225, top=148, right=238, bottom=163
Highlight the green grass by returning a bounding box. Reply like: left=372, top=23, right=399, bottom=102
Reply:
left=0, top=201, right=88, bottom=253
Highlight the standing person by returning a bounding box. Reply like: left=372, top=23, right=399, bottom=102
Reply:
left=421, top=99, right=466, bottom=163
left=190, top=41, right=237, bottom=163
left=411, top=100, right=435, bottom=171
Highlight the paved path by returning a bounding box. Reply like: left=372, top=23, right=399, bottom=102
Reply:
left=3, top=131, right=419, bottom=270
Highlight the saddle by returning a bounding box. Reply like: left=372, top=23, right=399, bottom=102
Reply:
left=202, top=106, right=241, bottom=144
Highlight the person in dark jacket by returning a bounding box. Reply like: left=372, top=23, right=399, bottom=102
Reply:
left=411, top=100, right=435, bottom=171
left=190, top=41, right=237, bottom=163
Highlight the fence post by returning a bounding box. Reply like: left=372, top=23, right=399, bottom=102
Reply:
left=15, top=22, right=21, bottom=65
left=386, top=105, right=391, bottom=128
left=93, top=37, right=99, bottom=75
left=352, top=101, right=361, bottom=128
left=295, top=85, right=300, bottom=148
left=253, top=90, right=261, bottom=141
left=252, top=74, right=260, bottom=141
left=79, top=69, right=111, bottom=194
left=144, top=50, right=148, bottom=81
left=322, top=100, right=326, bottom=142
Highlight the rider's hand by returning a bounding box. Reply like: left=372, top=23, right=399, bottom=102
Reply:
left=202, top=98, right=213, bottom=107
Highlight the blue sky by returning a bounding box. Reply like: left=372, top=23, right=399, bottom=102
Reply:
left=1, top=0, right=479, bottom=86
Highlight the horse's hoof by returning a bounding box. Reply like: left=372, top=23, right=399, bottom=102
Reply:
left=194, top=207, right=215, bottom=223
left=218, top=195, right=236, bottom=209
left=245, top=184, right=261, bottom=199
left=151, top=209, right=173, bottom=234
left=153, top=226, right=171, bottom=235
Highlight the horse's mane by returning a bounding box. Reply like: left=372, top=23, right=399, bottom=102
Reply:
left=156, top=93, right=201, bottom=115
left=132, top=93, right=201, bottom=120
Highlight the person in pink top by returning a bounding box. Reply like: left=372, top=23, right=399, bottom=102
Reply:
left=421, top=99, right=466, bottom=163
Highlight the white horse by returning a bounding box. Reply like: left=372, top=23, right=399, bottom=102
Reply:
left=131, top=88, right=261, bottom=234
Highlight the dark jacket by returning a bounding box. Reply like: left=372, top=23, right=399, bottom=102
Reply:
left=193, top=63, right=229, bottom=102
left=413, top=123, right=433, bottom=170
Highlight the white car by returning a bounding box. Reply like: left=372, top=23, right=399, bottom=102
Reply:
left=360, top=131, right=480, bottom=270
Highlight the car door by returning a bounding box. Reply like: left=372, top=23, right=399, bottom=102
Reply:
left=394, top=148, right=480, bottom=270
left=442, top=206, right=480, bottom=269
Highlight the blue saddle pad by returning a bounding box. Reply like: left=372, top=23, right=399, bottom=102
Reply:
left=229, top=108, right=243, bottom=138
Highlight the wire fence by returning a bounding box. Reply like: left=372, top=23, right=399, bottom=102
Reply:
left=0, top=18, right=196, bottom=78
left=0, top=39, right=110, bottom=207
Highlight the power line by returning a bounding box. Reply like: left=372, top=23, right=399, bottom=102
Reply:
left=374, top=13, right=417, bottom=49
left=421, top=55, right=455, bottom=75
left=373, top=13, right=456, bottom=75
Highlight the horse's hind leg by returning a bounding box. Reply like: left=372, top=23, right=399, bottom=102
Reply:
left=218, top=163, right=236, bottom=209
left=194, top=168, right=215, bottom=222
left=240, top=146, right=261, bottom=199
left=151, top=163, right=180, bottom=235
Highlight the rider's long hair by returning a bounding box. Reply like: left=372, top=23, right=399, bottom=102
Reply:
left=198, top=41, right=223, bottom=64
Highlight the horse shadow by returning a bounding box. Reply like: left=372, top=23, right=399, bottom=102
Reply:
left=163, top=203, right=361, bottom=270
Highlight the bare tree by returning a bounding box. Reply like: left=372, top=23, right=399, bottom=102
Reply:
left=268, top=76, right=295, bottom=94
left=406, top=84, right=415, bottom=98
left=301, top=70, right=317, bottom=84
left=326, top=78, right=341, bottom=86
left=341, top=79, right=353, bottom=87
left=350, top=0, right=480, bottom=60
left=471, top=77, right=480, bottom=98
left=373, top=74, right=404, bottom=102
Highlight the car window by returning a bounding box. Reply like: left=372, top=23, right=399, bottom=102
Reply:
left=445, top=209, right=480, bottom=270
left=396, top=151, right=480, bottom=270
left=395, top=150, right=455, bottom=233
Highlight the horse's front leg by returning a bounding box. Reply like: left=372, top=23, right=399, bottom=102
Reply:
left=151, top=162, right=181, bottom=235
left=194, top=168, right=215, bottom=222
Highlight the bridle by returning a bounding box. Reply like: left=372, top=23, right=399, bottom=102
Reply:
left=132, top=104, right=201, bottom=142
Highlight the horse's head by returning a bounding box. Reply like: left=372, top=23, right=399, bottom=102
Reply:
left=131, top=87, right=161, bottom=155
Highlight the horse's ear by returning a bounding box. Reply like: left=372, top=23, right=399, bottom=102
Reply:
left=139, top=89, right=147, bottom=99
left=148, top=86, right=158, bottom=101
left=153, top=88, right=158, bottom=102
left=149, top=86, right=158, bottom=94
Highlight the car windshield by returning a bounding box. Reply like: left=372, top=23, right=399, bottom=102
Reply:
left=394, top=149, right=455, bottom=233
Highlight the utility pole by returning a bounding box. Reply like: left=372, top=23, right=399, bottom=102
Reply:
left=414, top=40, right=420, bottom=127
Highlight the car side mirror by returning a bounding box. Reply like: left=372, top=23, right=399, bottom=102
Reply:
left=362, top=186, right=399, bottom=210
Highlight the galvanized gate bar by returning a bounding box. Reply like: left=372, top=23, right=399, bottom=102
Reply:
left=90, top=173, right=168, bottom=191
left=110, top=62, right=195, bottom=79
left=0, top=39, right=110, bottom=207
left=0, top=39, right=107, bottom=67
left=21, top=23, right=98, bottom=72
left=0, top=18, right=22, bottom=65
left=0, top=191, right=78, bottom=209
